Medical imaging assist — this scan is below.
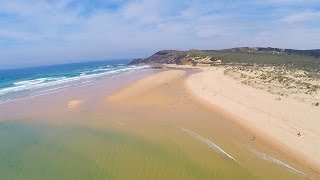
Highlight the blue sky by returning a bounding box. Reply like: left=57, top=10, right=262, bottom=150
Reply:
left=0, top=0, right=320, bottom=68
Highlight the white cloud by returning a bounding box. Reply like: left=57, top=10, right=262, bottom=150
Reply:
left=280, top=11, right=320, bottom=23
left=0, top=0, right=319, bottom=68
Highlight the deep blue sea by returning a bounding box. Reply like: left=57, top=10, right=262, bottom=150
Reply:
left=0, top=59, right=149, bottom=104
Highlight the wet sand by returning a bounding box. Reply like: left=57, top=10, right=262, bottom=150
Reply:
left=184, top=65, right=320, bottom=172
left=107, top=69, right=319, bottom=178
left=0, top=69, right=318, bottom=179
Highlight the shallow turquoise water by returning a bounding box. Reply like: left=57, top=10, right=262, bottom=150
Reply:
left=0, top=121, right=256, bottom=180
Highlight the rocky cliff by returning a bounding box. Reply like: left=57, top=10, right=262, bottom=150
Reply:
left=129, top=50, right=188, bottom=65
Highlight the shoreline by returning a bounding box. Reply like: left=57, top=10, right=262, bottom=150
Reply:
left=0, top=69, right=157, bottom=122
left=0, top=66, right=319, bottom=178
left=184, top=72, right=320, bottom=174
left=178, top=65, right=320, bottom=173
left=107, top=68, right=318, bottom=178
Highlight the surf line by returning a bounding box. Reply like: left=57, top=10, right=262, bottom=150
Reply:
left=177, top=126, right=240, bottom=165
left=243, top=145, right=307, bottom=177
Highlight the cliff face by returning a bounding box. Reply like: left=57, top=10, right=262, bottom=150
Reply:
left=129, top=50, right=187, bottom=65
left=129, top=58, right=144, bottom=65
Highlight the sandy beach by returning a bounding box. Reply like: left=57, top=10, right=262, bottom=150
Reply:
left=180, top=65, right=320, bottom=172
left=0, top=68, right=319, bottom=179
left=107, top=69, right=319, bottom=178
left=2, top=1, right=320, bottom=179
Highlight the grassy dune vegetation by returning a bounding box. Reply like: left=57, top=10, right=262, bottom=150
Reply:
left=187, top=50, right=320, bottom=71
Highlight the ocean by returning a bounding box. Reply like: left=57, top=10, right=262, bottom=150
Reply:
left=0, top=59, right=149, bottom=104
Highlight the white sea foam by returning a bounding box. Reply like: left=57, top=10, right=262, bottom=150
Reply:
left=80, top=68, right=113, bottom=76
left=30, top=85, right=72, bottom=96
left=0, top=99, right=12, bottom=105
left=177, top=126, right=240, bottom=164
left=13, top=78, right=47, bottom=86
left=0, top=65, right=149, bottom=96
left=0, top=89, right=68, bottom=105
left=243, top=145, right=306, bottom=176
left=0, top=65, right=149, bottom=105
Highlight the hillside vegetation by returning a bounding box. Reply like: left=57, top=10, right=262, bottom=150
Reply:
left=130, top=47, right=320, bottom=72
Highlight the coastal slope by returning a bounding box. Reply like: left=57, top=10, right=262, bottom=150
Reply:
left=130, top=47, right=320, bottom=71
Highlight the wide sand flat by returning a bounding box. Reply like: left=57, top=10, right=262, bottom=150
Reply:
left=107, top=69, right=318, bottom=178
left=1, top=69, right=318, bottom=179
left=185, top=66, right=320, bottom=171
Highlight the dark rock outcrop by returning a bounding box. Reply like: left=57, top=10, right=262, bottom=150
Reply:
left=129, top=50, right=187, bottom=65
